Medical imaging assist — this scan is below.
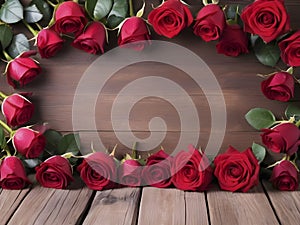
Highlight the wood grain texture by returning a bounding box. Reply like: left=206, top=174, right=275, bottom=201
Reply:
left=185, top=192, right=209, bottom=225
left=82, top=188, right=140, bottom=225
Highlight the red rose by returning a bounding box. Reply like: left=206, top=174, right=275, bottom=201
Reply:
left=35, top=155, right=74, bottom=189
left=193, top=4, right=226, bottom=42
left=148, top=0, right=193, bottom=38
left=72, top=22, right=106, bottom=54
left=214, top=146, right=259, bottom=192
left=142, top=150, right=172, bottom=188
left=171, top=145, right=213, bottom=191
left=261, top=72, right=294, bottom=102
left=261, top=123, right=300, bottom=155
left=1, top=93, right=34, bottom=127
left=241, top=0, right=290, bottom=43
left=54, top=1, right=87, bottom=35
left=216, top=24, right=249, bottom=57
left=6, top=54, right=41, bottom=88
left=77, top=152, right=116, bottom=190
left=118, top=17, right=151, bottom=51
left=0, top=156, right=30, bottom=189
left=37, top=29, right=64, bottom=58
left=270, top=160, right=299, bottom=191
left=12, top=127, right=46, bottom=158
left=118, top=159, right=142, bottom=187
left=279, top=31, right=300, bottom=67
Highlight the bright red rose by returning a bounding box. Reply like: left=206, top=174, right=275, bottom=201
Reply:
left=171, top=145, right=213, bottom=191
left=77, top=152, right=116, bottom=190
left=12, top=127, right=46, bottom=158
left=193, top=4, right=226, bottom=42
left=37, top=28, right=64, bottom=58
left=270, top=160, right=299, bottom=191
left=241, top=0, right=290, bottom=43
left=54, top=1, right=87, bottom=35
left=214, top=146, right=259, bottom=192
left=35, top=155, right=74, bottom=189
left=216, top=24, right=249, bottom=57
left=1, top=93, right=34, bottom=127
left=261, top=123, right=300, bottom=155
left=72, top=22, right=106, bottom=54
left=118, top=17, right=151, bottom=51
left=279, top=31, right=300, bottom=67
left=148, top=0, right=193, bottom=38
left=142, top=150, right=172, bottom=188
left=261, top=72, right=294, bottom=102
left=0, top=156, right=30, bottom=189
left=118, top=159, right=142, bottom=187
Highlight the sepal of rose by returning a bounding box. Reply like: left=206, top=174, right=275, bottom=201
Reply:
left=267, top=154, right=300, bottom=172
left=202, top=0, right=220, bottom=6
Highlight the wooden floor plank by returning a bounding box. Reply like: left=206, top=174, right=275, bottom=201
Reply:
left=207, top=184, right=279, bottom=225
left=263, top=180, right=300, bottom=225
left=83, top=188, right=141, bottom=225
left=185, top=192, right=209, bottom=225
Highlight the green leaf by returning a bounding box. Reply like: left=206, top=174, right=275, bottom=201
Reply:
left=90, top=0, right=113, bottom=21
left=24, top=4, right=43, bottom=23
left=8, top=33, right=29, bottom=58
left=44, top=129, right=63, bottom=155
left=0, top=0, right=24, bottom=24
left=0, top=24, right=13, bottom=49
left=85, top=0, right=97, bottom=19
left=57, top=133, right=80, bottom=155
left=285, top=104, right=300, bottom=118
left=0, top=126, right=5, bottom=148
left=23, top=158, right=42, bottom=168
left=245, top=108, right=276, bottom=130
left=32, top=0, right=51, bottom=22
left=107, top=0, right=128, bottom=28
left=251, top=142, right=266, bottom=164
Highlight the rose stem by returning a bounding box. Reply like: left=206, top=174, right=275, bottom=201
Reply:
left=0, top=91, right=7, bottom=100
left=129, top=0, right=134, bottom=17
left=2, top=50, right=13, bottom=61
left=22, top=20, right=39, bottom=36
left=295, top=120, right=300, bottom=127
left=46, top=0, right=56, bottom=8
left=0, top=120, right=13, bottom=135
left=35, top=23, right=43, bottom=31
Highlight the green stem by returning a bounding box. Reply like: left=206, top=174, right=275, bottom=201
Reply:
left=0, top=91, right=7, bottom=100
left=73, top=0, right=78, bottom=3
left=296, top=120, right=300, bottom=127
left=35, top=23, right=43, bottom=31
left=5, top=149, right=11, bottom=157
left=2, top=50, right=13, bottom=61
left=129, top=0, right=134, bottom=17
left=0, top=120, right=13, bottom=135
left=46, top=0, right=57, bottom=7
left=22, top=20, right=39, bottom=36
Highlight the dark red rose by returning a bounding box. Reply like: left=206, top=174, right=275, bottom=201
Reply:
left=118, top=17, right=151, bottom=51
left=12, top=127, right=46, bottom=158
left=271, top=160, right=299, bottom=191
left=193, top=4, right=226, bottom=42
left=142, top=150, right=172, bottom=188
left=37, top=28, right=64, bottom=58
left=35, top=155, right=74, bottom=189
left=118, top=159, right=142, bottom=187
left=72, top=22, right=106, bottom=54
left=241, top=0, right=290, bottom=43
left=261, top=123, right=300, bottom=155
left=214, top=146, right=259, bottom=192
left=261, top=72, right=294, bottom=102
left=171, top=145, right=213, bottom=191
left=148, top=0, right=193, bottom=38
left=54, top=1, right=87, bottom=35
left=279, top=31, right=300, bottom=67
left=216, top=24, right=249, bottom=57
left=77, top=152, right=116, bottom=190
left=1, top=93, right=34, bottom=127
left=0, top=156, right=30, bottom=189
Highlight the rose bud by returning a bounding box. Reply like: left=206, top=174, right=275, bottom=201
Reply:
left=171, top=145, right=213, bottom=191
left=36, top=28, right=64, bottom=58
left=12, top=127, right=46, bottom=158
left=0, top=156, right=30, bottom=189
left=54, top=1, right=88, bottom=35
left=35, top=155, right=74, bottom=189
left=148, top=0, right=193, bottom=38
left=216, top=24, right=249, bottom=57
left=279, top=31, right=300, bottom=67
left=77, top=152, right=116, bottom=190
left=193, top=4, right=226, bottom=42
left=241, top=0, right=290, bottom=43
left=142, top=150, right=172, bottom=188
left=118, top=17, right=151, bottom=51
left=214, top=146, right=260, bottom=192
left=118, top=159, right=142, bottom=187
left=72, top=22, right=106, bottom=54
left=1, top=93, right=34, bottom=127
left=261, top=72, right=294, bottom=102
left=270, top=160, right=299, bottom=191
left=261, top=123, right=300, bottom=155
left=6, top=54, right=41, bottom=88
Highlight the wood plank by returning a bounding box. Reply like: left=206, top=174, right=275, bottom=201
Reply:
left=83, top=188, right=141, bottom=225
left=207, top=183, right=280, bottom=225
left=185, top=192, right=209, bottom=225
left=263, top=180, right=300, bottom=225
